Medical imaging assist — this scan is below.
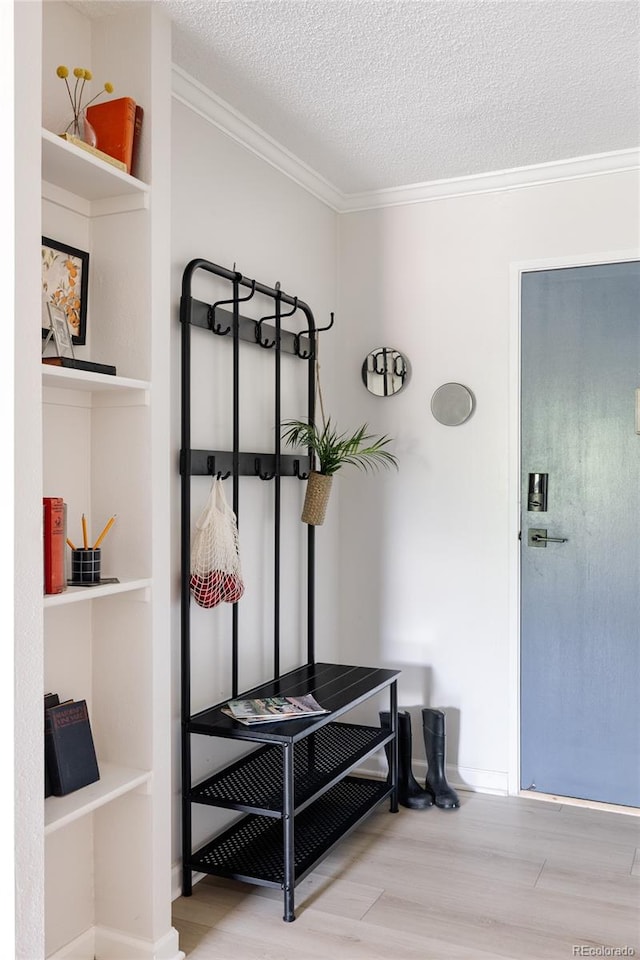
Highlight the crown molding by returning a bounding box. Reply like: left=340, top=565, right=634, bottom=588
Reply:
left=171, top=65, right=343, bottom=211
left=342, top=149, right=640, bottom=211
left=172, top=65, right=639, bottom=214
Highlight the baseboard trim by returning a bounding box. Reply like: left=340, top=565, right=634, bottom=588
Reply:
left=48, top=928, right=94, bottom=960
left=172, top=862, right=207, bottom=902
left=355, top=760, right=509, bottom=796
left=519, top=789, right=640, bottom=817
left=48, top=925, right=184, bottom=960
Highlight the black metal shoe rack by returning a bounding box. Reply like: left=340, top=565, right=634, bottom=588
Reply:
left=180, top=258, right=400, bottom=921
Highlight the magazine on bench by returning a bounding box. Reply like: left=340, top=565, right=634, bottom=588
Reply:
left=222, top=694, right=329, bottom=725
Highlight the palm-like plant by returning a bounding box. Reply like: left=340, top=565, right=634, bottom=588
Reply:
left=282, top=417, right=398, bottom=526
left=282, top=418, right=398, bottom=476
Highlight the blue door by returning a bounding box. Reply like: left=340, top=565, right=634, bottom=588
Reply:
left=520, top=261, right=640, bottom=806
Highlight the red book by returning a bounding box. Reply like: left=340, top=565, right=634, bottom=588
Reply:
left=43, top=497, right=66, bottom=595
left=87, top=97, right=136, bottom=174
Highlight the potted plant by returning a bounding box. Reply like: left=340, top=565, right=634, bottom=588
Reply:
left=282, top=417, right=398, bottom=525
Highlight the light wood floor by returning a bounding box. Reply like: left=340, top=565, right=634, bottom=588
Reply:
left=173, top=790, right=640, bottom=959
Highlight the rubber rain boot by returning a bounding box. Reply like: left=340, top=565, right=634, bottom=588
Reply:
left=380, top=709, right=433, bottom=809
left=422, top=708, right=460, bottom=809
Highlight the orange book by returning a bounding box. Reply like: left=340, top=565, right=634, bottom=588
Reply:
left=87, top=97, right=136, bottom=174
left=43, top=497, right=66, bottom=595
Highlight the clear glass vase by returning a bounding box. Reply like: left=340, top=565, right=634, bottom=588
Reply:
left=64, top=111, right=97, bottom=148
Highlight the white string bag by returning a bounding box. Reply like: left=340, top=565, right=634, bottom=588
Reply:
left=189, top=478, right=245, bottom=608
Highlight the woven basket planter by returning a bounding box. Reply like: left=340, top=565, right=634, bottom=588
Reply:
left=301, top=471, right=333, bottom=525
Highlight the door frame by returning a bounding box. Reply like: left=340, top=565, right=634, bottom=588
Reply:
left=507, top=248, right=640, bottom=799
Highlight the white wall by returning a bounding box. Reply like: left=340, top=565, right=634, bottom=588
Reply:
left=336, top=170, right=640, bottom=791
left=170, top=98, right=339, bottom=866
left=169, top=75, right=639, bottom=871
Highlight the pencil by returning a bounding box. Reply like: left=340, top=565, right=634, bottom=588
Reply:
left=82, top=513, right=88, bottom=549
left=93, top=515, right=116, bottom=549
left=66, top=538, right=76, bottom=550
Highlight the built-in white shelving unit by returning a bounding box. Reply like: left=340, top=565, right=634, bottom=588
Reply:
left=44, top=763, right=151, bottom=836
left=42, top=365, right=150, bottom=394
left=43, top=579, right=151, bottom=607
left=18, top=2, right=182, bottom=958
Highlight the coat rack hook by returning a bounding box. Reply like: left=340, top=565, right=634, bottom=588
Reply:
left=255, top=289, right=282, bottom=349
left=208, top=279, right=256, bottom=335
left=254, top=457, right=275, bottom=481
left=294, top=311, right=332, bottom=359
left=255, top=320, right=276, bottom=349
left=293, top=459, right=309, bottom=480
left=280, top=296, right=298, bottom=320
left=207, top=455, right=230, bottom=480
left=293, top=333, right=312, bottom=360
left=316, top=311, right=335, bottom=334
left=238, top=278, right=256, bottom=302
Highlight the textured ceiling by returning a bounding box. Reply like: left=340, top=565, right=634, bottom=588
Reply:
left=95, top=0, right=640, bottom=194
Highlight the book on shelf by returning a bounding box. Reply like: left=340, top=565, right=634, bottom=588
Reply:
left=130, top=104, right=144, bottom=179
left=45, top=699, right=100, bottom=796
left=87, top=96, right=136, bottom=174
left=42, top=357, right=117, bottom=376
left=59, top=133, right=127, bottom=172
left=222, top=694, right=329, bottom=725
left=44, top=692, right=60, bottom=798
left=43, top=497, right=66, bottom=595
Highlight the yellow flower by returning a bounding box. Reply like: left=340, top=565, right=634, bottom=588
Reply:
left=58, top=62, right=114, bottom=132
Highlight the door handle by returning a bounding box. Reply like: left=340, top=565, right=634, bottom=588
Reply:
left=528, top=528, right=568, bottom=547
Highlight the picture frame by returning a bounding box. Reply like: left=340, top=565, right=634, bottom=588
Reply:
left=41, top=237, right=89, bottom=345
left=46, top=302, right=75, bottom=359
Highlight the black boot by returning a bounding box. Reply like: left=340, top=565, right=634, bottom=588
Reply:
left=380, top=710, right=433, bottom=809
left=422, top=708, right=459, bottom=809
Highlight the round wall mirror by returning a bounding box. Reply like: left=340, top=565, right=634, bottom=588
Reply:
left=362, top=347, right=411, bottom=397
left=430, top=382, right=475, bottom=425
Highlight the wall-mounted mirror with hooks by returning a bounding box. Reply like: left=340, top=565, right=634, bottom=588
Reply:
left=362, top=347, right=411, bottom=397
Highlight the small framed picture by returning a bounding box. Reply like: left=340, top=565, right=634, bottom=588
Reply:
left=47, top=302, right=75, bottom=359
left=42, top=237, right=89, bottom=345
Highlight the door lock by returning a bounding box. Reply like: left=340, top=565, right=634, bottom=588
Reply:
left=528, top=528, right=568, bottom=548
left=527, top=473, right=548, bottom=511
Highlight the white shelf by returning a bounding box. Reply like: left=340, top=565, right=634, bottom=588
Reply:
left=42, top=365, right=150, bottom=393
left=45, top=762, right=151, bottom=835
left=42, top=128, right=149, bottom=202
left=44, top=578, right=151, bottom=607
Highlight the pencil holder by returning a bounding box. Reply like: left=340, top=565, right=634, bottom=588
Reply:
left=71, top=548, right=101, bottom=584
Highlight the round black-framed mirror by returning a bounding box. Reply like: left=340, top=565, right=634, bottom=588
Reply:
left=362, top=347, right=411, bottom=397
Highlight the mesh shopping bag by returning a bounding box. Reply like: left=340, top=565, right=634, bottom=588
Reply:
left=189, top=478, right=245, bottom=608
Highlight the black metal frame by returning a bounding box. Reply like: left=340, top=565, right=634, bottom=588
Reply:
left=180, top=259, right=399, bottom=922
